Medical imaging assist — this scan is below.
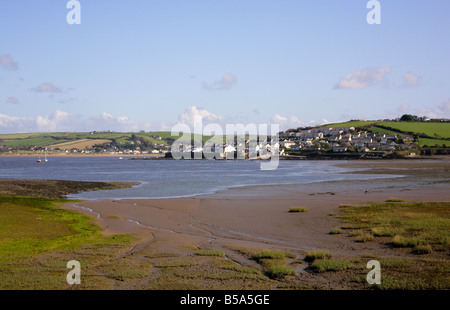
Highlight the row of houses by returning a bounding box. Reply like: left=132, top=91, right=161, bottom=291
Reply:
left=280, top=127, right=416, bottom=153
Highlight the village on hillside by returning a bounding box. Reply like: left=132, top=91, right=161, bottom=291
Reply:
left=279, top=126, right=413, bottom=155
left=1, top=115, right=449, bottom=158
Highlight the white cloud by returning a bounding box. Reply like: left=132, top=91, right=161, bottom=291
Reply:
left=271, top=114, right=315, bottom=131
left=0, top=114, right=33, bottom=132
left=0, top=110, right=151, bottom=133
left=6, top=96, right=19, bottom=104
left=335, top=65, right=390, bottom=89
left=32, top=82, right=63, bottom=93
left=396, top=103, right=410, bottom=113
left=417, top=98, right=450, bottom=119
left=36, top=110, right=74, bottom=132
left=177, top=106, right=224, bottom=129
left=402, top=72, right=421, bottom=88
left=202, top=73, right=237, bottom=91
left=0, top=54, right=19, bottom=71
left=86, top=112, right=151, bottom=132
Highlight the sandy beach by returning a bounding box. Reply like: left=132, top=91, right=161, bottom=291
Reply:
left=58, top=159, right=449, bottom=289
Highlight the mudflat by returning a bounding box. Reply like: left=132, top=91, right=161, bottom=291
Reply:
left=59, top=159, right=449, bottom=289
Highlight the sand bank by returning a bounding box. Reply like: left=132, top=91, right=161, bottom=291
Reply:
left=62, top=160, right=450, bottom=265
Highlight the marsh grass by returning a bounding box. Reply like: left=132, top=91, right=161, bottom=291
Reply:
left=329, top=228, right=344, bottom=235
left=252, top=250, right=287, bottom=260
left=374, top=258, right=450, bottom=290
left=154, top=260, right=199, bottom=268
left=412, top=244, right=433, bottom=254
left=0, top=196, right=101, bottom=260
left=250, top=250, right=297, bottom=279
left=355, top=233, right=375, bottom=243
left=150, top=251, right=275, bottom=289
left=0, top=195, right=135, bottom=289
left=194, top=249, right=225, bottom=257
left=266, top=265, right=296, bottom=279
left=289, top=207, right=308, bottom=213
left=99, top=257, right=151, bottom=281
left=385, top=198, right=404, bottom=202
left=0, top=179, right=136, bottom=199
left=338, top=201, right=450, bottom=254
left=310, top=259, right=353, bottom=273
left=304, top=251, right=332, bottom=262
left=371, top=227, right=404, bottom=237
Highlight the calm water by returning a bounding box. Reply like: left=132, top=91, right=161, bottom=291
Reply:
left=0, top=157, right=395, bottom=199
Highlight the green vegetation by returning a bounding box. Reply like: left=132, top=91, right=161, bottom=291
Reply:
left=319, top=120, right=379, bottom=129
left=0, top=195, right=135, bottom=289
left=373, top=258, right=450, bottom=290
left=249, top=250, right=297, bottom=279
left=289, top=207, right=308, bottom=213
left=371, top=227, right=404, bottom=237
left=310, top=259, right=353, bottom=273
left=0, top=196, right=99, bottom=259
left=252, top=250, right=288, bottom=260
left=0, top=179, right=137, bottom=198
left=304, top=251, right=332, bottom=262
left=412, top=244, right=433, bottom=255
left=0, top=131, right=178, bottom=153
left=329, top=228, right=344, bottom=235
left=385, top=198, right=404, bottom=202
left=354, top=233, right=375, bottom=243
left=339, top=202, right=450, bottom=254
left=194, top=249, right=225, bottom=257
left=417, top=138, right=449, bottom=147
left=317, top=119, right=450, bottom=148
left=266, top=265, right=296, bottom=279
left=376, top=121, right=450, bottom=139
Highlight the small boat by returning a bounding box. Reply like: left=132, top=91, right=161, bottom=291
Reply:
left=119, top=157, right=123, bottom=160
left=37, top=158, right=42, bottom=163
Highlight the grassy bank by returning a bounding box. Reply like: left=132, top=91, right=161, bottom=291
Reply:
left=2, top=178, right=449, bottom=290
left=338, top=201, right=450, bottom=257
left=0, top=195, right=136, bottom=289
left=312, top=201, right=450, bottom=289
left=0, top=179, right=137, bottom=198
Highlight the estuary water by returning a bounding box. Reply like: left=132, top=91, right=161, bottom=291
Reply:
left=0, top=157, right=398, bottom=199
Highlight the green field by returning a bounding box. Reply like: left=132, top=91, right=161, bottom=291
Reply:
left=319, top=120, right=450, bottom=146
left=0, top=131, right=179, bottom=149
left=0, top=131, right=242, bottom=151
left=376, top=122, right=450, bottom=139
left=1, top=120, right=449, bottom=150
left=320, top=120, right=379, bottom=129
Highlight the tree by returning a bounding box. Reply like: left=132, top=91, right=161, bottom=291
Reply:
left=400, top=114, right=418, bottom=122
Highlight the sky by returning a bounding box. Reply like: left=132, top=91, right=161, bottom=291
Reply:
left=1, top=0, right=450, bottom=133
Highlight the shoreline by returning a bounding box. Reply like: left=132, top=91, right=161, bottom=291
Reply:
left=63, top=160, right=449, bottom=261
left=2, top=159, right=448, bottom=289
left=1, top=153, right=449, bottom=161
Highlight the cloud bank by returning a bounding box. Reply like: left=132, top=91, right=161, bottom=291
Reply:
left=0, top=54, right=19, bottom=71
left=402, top=72, right=421, bottom=88
left=31, top=82, right=64, bottom=93
left=6, top=96, right=19, bottom=104
left=0, top=110, right=151, bottom=134
left=202, top=73, right=237, bottom=91
left=335, top=65, right=391, bottom=89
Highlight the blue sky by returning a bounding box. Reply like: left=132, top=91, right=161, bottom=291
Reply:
left=1, top=0, right=449, bottom=133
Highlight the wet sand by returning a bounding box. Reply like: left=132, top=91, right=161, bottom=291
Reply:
left=62, top=159, right=450, bottom=265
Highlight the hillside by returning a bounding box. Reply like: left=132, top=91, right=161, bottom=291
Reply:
left=0, top=131, right=176, bottom=154
left=0, top=131, right=215, bottom=155
left=317, top=120, right=450, bottom=147
left=0, top=119, right=449, bottom=155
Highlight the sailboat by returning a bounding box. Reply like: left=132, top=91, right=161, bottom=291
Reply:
left=44, top=148, right=48, bottom=162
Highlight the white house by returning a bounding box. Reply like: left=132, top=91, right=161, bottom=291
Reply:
left=332, top=146, right=348, bottom=152
left=281, top=140, right=297, bottom=149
